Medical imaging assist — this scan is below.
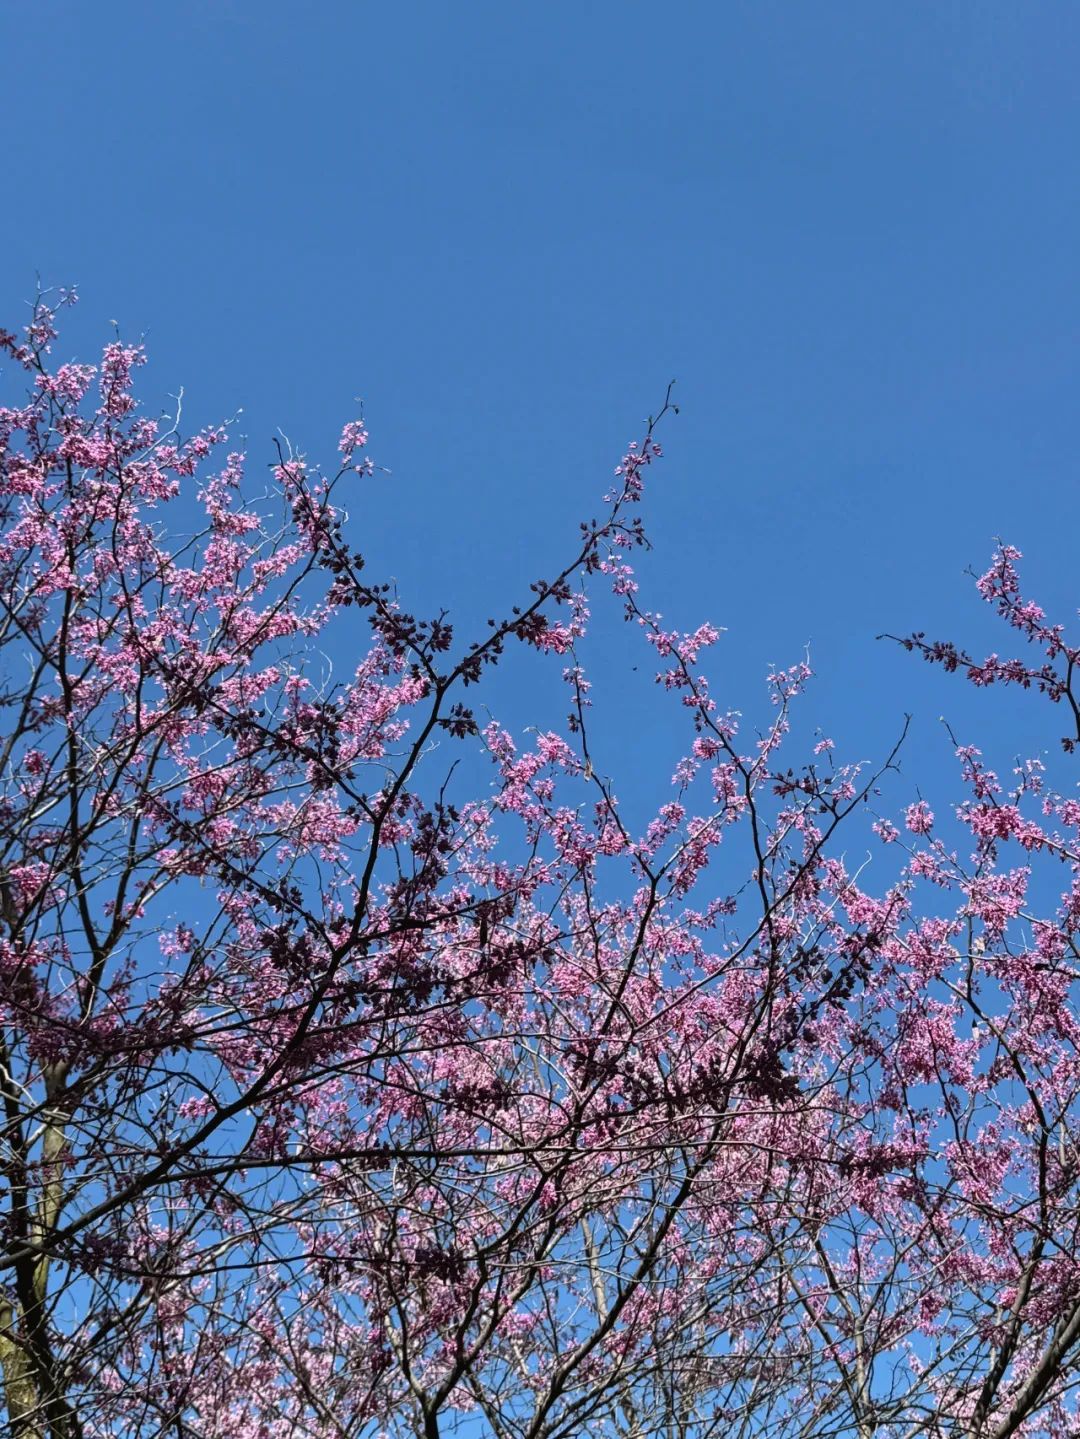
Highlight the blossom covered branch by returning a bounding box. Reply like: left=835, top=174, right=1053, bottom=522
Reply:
left=1, top=295, right=1080, bottom=1439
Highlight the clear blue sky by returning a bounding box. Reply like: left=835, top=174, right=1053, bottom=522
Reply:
left=6, top=2, right=1080, bottom=821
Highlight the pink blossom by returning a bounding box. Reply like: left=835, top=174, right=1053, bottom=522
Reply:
left=905, top=800, right=934, bottom=834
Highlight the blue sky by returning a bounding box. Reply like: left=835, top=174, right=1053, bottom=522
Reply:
left=6, top=2, right=1080, bottom=823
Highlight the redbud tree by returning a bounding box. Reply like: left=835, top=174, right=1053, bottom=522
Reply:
left=1, top=291, right=1080, bottom=1439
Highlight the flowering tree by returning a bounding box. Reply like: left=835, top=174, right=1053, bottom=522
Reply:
left=1, top=292, right=1080, bottom=1439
